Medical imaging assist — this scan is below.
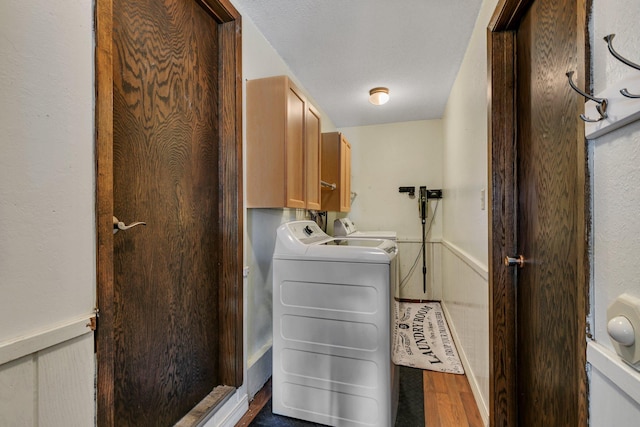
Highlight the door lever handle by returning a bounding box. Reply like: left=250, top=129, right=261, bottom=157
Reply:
left=504, top=255, right=525, bottom=268
left=113, top=216, right=146, bottom=234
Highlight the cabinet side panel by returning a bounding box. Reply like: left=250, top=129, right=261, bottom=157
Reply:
left=321, top=132, right=341, bottom=211
left=321, top=132, right=351, bottom=212
left=246, top=77, right=286, bottom=207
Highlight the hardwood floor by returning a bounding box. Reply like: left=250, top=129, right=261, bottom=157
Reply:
left=235, top=370, right=483, bottom=427
left=423, top=370, right=483, bottom=427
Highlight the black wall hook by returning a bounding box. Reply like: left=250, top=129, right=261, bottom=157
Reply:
left=566, top=71, right=608, bottom=122
left=604, top=34, right=640, bottom=98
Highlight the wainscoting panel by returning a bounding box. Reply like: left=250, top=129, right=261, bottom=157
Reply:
left=588, top=341, right=640, bottom=426
left=0, top=354, right=35, bottom=426
left=441, top=240, right=489, bottom=426
left=397, top=239, right=442, bottom=301
left=0, top=320, right=94, bottom=426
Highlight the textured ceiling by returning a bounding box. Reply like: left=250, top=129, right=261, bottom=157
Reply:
left=233, top=0, right=483, bottom=128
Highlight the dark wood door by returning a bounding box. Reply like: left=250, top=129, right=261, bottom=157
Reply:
left=514, top=0, right=587, bottom=424
left=488, top=0, right=588, bottom=425
left=112, top=0, right=220, bottom=424
left=95, top=0, right=243, bottom=425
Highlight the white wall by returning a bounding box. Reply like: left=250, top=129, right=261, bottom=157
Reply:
left=439, top=0, right=498, bottom=424
left=442, top=3, right=492, bottom=268
left=339, top=121, right=443, bottom=240
left=0, top=0, right=95, bottom=424
left=589, top=0, right=640, bottom=423
left=339, top=121, right=444, bottom=300
left=0, top=0, right=95, bottom=343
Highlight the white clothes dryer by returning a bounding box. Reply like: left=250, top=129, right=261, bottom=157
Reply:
left=333, top=217, right=397, bottom=241
left=272, top=220, right=399, bottom=427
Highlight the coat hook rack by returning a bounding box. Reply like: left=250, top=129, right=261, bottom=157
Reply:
left=604, top=34, right=640, bottom=98
left=566, top=71, right=608, bottom=122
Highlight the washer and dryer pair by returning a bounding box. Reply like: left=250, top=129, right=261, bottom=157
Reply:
left=272, top=220, right=399, bottom=427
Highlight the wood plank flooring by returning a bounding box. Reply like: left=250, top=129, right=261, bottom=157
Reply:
left=423, top=370, right=483, bottom=427
left=235, top=370, right=483, bottom=427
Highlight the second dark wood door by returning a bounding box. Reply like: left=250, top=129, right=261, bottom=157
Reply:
left=514, top=0, right=588, bottom=425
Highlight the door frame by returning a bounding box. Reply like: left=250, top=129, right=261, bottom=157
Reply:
left=95, top=0, right=243, bottom=425
left=487, top=0, right=589, bottom=425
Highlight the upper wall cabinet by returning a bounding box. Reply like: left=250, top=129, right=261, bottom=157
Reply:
left=246, top=76, right=321, bottom=209
left=321, top=132, right=351, bottom=212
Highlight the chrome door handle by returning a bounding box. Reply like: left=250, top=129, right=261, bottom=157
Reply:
left=113, top=216, right=146, bottom=234
left=504, top=255, right=525, bottom=268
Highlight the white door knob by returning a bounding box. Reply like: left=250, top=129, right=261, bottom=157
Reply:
left=607, top=315, right=635, bottom=346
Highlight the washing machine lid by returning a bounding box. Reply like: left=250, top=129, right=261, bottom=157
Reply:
left=333, top=218, right=396, bottom=240
left=274, top=220, right=397, bottom=263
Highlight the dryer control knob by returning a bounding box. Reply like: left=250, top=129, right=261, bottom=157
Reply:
left=303, top=225, right=313, bottom=236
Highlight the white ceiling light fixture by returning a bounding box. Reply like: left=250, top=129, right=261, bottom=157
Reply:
left=369, top=87, right=390, bottom=105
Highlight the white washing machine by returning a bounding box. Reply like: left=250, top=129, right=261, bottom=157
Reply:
left=272, top=220, right=399, bottom=427
left=333, top=217, right=397, bottom=241
left=334, top=217, right=399, bottom=299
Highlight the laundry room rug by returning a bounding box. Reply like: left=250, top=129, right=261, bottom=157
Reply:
left=393, top=301, right=465, bottom=374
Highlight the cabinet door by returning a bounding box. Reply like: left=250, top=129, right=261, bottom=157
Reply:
left=305, top=104, right=322, bottom=210
left=285, top=85, right=306, bottom=208
left=340, top=136, right=351, bottom=212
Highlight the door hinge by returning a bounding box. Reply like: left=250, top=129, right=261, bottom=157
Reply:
left=586, top=313, right=594, bottom=340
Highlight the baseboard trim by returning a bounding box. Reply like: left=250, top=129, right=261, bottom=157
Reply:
left=247, top=342, right=273, bottom=399
left=204, top=389, right=248, bottom=427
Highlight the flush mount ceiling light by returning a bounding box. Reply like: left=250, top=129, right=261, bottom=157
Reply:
left=369, top=87, right=390, bottom=105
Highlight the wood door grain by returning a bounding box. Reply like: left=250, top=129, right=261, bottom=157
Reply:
left=94, top=0, right=243, bottom=424
left=112, top=0, right=219, bottom=424
left=487, top=28, right=518, bottom=427
left=488, top=0, right=589, bottom=425
left=515, top=1, right=587, bottom=424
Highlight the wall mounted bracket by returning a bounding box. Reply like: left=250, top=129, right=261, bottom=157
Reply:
left=399, top=186, right=416, bottom=197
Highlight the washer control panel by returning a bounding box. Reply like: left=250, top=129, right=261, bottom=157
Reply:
left=286, top=221, right=328, bottom=244
left=334, top=218, right=357, bottom=236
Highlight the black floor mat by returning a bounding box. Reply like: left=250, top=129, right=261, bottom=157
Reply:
left=249, top=367, right=424, bottom=426
left=394, top=366, right=425, bottom=426
left=249, top=398, right=324, bottom=426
